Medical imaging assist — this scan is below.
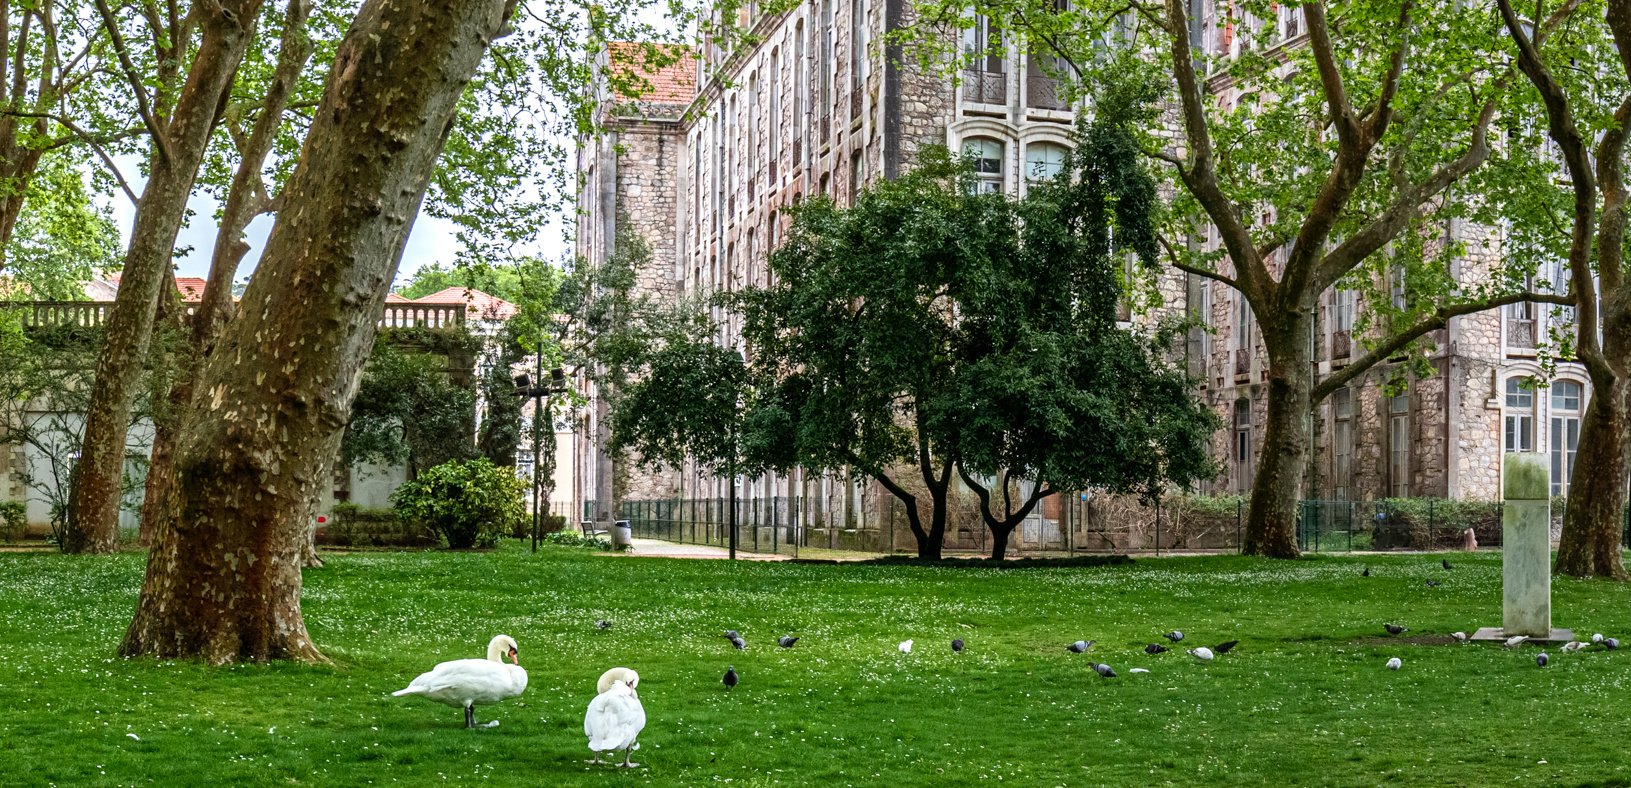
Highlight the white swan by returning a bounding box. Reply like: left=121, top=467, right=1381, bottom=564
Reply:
left=585, top=678, right=646, bottom=767
left=597, top=667, right=640, bottom=695
left=393, top=634, right=528, bottom=728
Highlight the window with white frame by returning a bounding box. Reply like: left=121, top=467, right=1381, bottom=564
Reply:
left=1331, top=288, right=1355, bottom=332
left=964, top=137, right=1005, bottom=193
left=1504, top=378, right=1535, bottom=452
left=1279, top=3, right=1303, bottom=38
left=1024, top=142, right=1068, bottom=182
left=1551, top=380, right=1582, bottom=496
left=1388, top=394, right=1410, bottom=497
left=1332, top=388, right=1353, bottom=501
left=1234, top=398, right=1253, bottom=492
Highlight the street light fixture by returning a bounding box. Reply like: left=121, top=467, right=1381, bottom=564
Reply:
left=514, top=358, right=568, bottom=553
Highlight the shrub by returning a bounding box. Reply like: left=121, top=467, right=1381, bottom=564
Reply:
left=543, top=531, right=610, bottom=550
left=0, top=501, right=24, bottom=543
left=507, top=512, right=569, bottom=540
left=392, top=458, right=525, bottom=549
left=318, top=503, right=438, bottom=548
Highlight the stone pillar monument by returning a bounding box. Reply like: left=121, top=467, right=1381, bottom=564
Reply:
left=1472, top=452, right=1570, bottom=643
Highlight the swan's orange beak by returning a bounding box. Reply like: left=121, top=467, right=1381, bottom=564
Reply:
left=509, top=647, right=519, bottom=664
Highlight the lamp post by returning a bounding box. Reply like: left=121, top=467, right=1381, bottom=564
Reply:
left=514, top=354, right=568, bottom=553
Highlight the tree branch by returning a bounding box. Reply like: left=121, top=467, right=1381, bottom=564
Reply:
left=93, top=0, right=170, bottom=161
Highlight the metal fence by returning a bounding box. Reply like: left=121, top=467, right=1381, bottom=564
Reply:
left=605, top=495, right=1631, bottom=558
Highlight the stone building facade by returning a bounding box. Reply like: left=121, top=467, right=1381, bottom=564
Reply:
left=574, top=1, right=1596, bottom=537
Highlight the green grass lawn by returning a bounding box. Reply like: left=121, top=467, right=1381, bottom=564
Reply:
left=3, top=544, right=1631, bottom=786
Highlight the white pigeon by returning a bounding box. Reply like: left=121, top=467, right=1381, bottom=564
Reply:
left=1386, top=657, right=1402, bottom=671
left=1128, top=667, right=1151, bottom=674
left=1561, top=641, right=1586, bottom=654
left=1593, top=633, right=1606, bottom=644
left=596, top=667, right=640, bottom=695
left=1504, top=635, right=1529, bottom=648
left=1451, top=632, right=1469, bottom=643
left=584, top=679, right=646, bottom=767
left=393, top=635, right=528, bottom=728
left=1188, top=647, right=1215, bottom=662
left=898, top=640, right=914, bottom=654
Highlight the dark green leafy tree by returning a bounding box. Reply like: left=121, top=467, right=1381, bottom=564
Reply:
left=343, top=343, right=480, bottom=479
left=391, top=457, right=525, bottom=549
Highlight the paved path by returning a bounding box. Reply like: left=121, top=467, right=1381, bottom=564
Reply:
left=602, top=537, right=794, bottom=561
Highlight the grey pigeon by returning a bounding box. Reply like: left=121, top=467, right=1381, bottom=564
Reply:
left=1442, top=558, right=1453, bottom=571
left=730, top=635, right=747, bottom=650
left=722, top=665, right=738, bottom=690
left=1214, top=640, right=1239, bottom=654
left=778, top=636, right=799, bottom=649
left=1066, top=640, right=1094, bottom=653
left=1385, top=623, right=1407, bottom=636
left=723, top=630, right=740, bottom=640
left=1164, top=631, right=1184, bottom=642
left=1145, top=643, right=1168, bottom=655
left=1091, top=663, right=1116, bottom=678
left=1537, top=652, right=1549, bottom=668
left=951, top=638, right=964, bottom=653
left=1607, top=638, right=1620, bottom=650
left=595, top=619, right=612, bottom=630
left=1425, top=579, right=1440, bottom=588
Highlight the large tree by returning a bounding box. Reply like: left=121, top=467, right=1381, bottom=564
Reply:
left=1496, top=0, right=1631, bottom=579
left=905, top=0, right=1574, bottom=556
left=120, top=0, right=515, bottom=663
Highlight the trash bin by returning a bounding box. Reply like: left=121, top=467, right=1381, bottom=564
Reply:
left=612, top=519, right=633, bottom=550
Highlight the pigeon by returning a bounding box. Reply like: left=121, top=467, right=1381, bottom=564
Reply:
left=1362, top=566, right=1370, bottom=577
left=1425, top=580, right=1440, bottom=588
left=951, top=639, right=964, bottom=653
left=1451, top=632, right=1469, bottom=642
left=1145, top=643, right=1168, bottom=655
left=1561, top=641, right=1586, bottom=653
left=722, top=665, right=738, bottom=691
left=1606, top=638, right=1620, bottom=650
left=730, top=636, right=747, bottom=651
left=1128, top=667, right=1150, bottom=674
left=1066, top=640, right=1094, bottom=653
left=1504, top=635, right=1529, bottom=648
left=1091, top=663, right=1117, bottom=678
left=1214, top=640, right=1239, bottom=654
left=1386, top=657, right=1402, bottom=671
left=1384, top=623, right=1407, bottom=636
left=1537, top=652, right=1549, bottom=668
left=898, top=640, right=913, bottom=654
left=1164, top=631, right=1185, bottom=643
left=777, top=636, right=799, bottom=649
left=723, top=630, right=741, bottom=640
left=1188, top=647, right=1215, bottom=662
left=1592, top=633, right=1605, bottom=644
left=595, top=620, right=612, bottom=630
left=1442, top=558, right=1453, bottom=571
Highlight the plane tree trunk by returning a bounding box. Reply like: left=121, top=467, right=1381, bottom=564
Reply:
left=119, top=0, right=515, bottom=663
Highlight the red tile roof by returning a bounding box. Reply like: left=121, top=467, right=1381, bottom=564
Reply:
left=108, top=274, right=211, bottom=302
left=607, top=42, right=697, bottom=105
left=413, top=286, right=518, bottom=321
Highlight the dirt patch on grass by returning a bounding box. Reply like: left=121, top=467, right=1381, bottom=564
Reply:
left=1350, top=634, right=1460, bottom=646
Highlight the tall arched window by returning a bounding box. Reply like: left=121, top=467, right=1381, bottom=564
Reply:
left=1233, top=398, right=1253, bottom=492
left=1504, top=378, right=1535, bottom=452
left=1551, top=380, right=1582, bottom=495
left=963, top=137, right=1004, bottom=193
left=1024, top=142, right=1068, bottom=182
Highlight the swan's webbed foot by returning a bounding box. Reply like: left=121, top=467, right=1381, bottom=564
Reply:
left=620, top=749, right=639, bottom=767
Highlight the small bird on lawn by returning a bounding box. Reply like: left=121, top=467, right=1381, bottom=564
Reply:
left=898, top=640, right=913, bottom=654
left=1362, top=566, right=1371, bottom=577
left=951, top=639, right=965, bottom=653
left=1385, top=623, right=1408, bottom=636
left=1442, top=558, right=1454, bottom=571
left=1092, top=663, right=1116, bottom=678
left=1214, top=640, right=1239, bottom=654
left=1592, top=633, right=1605, bottom=644
left=1425, top=579, right=1441, bottom=588
left=595, top=620, right=612, bottom=631
left=1067, top=640, right=1094, bottom=653
left=1188, top=647, right=1215, bottom=662
left=1386, top=657, right=1402, bottom=671
left=1145, top=643, right=1168, bottom=655
left=1561, top=641, right=1586, bottom=654
left=1605, top=638, right=1620, bottom=650
left=778, top=636, right=799, bottom=649
left=730, top=635, right=747, bottom=650
left=1164, top=631, right=1185, bottom=643
left=722, top=666, right=738, bottom=691
left=723, top=630, right=741, bottom=640
left=1537, top=652, right=1550, bottom=668
left=1504, top=635, right=1529, bottom=648
left=1451, top=632, right=1469, bottom=643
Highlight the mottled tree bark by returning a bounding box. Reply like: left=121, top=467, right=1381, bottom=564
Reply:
left=64, top=1, right=269, bottom=554
left=1245, top=314, right=1313, bottom=559
left=120, top=0, right=514, bottom=663
left=1554, top=378, right=1629, bottom=578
